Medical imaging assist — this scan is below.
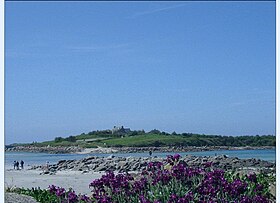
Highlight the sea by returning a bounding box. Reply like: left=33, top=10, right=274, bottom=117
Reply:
left=5, top=148, right=276, bottom=170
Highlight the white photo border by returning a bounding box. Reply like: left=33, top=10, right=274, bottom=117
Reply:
left=0, top=1, right=278, bottom=202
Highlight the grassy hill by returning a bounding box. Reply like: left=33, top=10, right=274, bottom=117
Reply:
left=28, top=129, right=276, bottom=148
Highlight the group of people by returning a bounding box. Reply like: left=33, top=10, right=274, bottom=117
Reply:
left=13, top=160, right=24, bottom=170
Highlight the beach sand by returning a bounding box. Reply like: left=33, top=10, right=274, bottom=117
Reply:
left=76, top=147, right=118, bottom=154
left=5, top=169, right=104, bottom=195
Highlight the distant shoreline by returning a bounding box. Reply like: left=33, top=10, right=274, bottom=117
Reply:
left=5, top=145, right=275, bottom=154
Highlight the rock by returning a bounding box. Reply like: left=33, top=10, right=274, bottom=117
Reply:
left=57, top=160, right=67, bottom=164
left=95, top=164, right=107, bottom=171
left=107, top=155, right=115, bottom=159
left=40, top=171, right=50, bottom=175
left=30, top=154, right=275, bottom=174
left=5, top=193, right=39, bottom=203
left=118, top=161, right=128, bottom=168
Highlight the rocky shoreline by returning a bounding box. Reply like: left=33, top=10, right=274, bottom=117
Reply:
left=5, top=145, right=275, bottom=154
left=30, top=155, right=275, bottom=175
left=112, top=146, right=275, bottom=153
left=5, top=146, right=83, bottom=154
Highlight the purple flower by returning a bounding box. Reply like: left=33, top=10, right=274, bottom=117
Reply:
left=55, top=187, right=65, bottom=197
left=139, top=195, right=151, bottom=203
left=173, top=154, right=181, bottom=161
left=167, top=155, right=175, bottom=165
left=253, top=195, right=269, bottom=203
left=184, top=191, right=193, bottom=201
left=99, top=196, right=112, bottom=203
left=67, top=191, right=78, bottom=202
left=255, top=183, right=264, bottom=192
left=80, top=194, right=90, bottom=202
left=133, top=177, right=148, bottom=194
left=168, top=193, right=178, bottom=202
left=247, top=173, right=257, bottom=183
left=239, top=196, right=253, bottom=203
left=48, top=185, right=57, bottom=194
left=229, top=179, right=248, bottom=196
left=203, top=162, right=212, bottom=168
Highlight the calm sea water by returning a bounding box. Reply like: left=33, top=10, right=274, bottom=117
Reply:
left=5, top=149, right=275, bottom=169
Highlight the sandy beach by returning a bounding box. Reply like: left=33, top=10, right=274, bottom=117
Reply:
left=5, top=169, right=104, bottom=195
left=76, top=147, right=118, bottom=154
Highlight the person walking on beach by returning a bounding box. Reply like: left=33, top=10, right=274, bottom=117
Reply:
left=46, top=161, right=49, bottom=171
left=149, top=150, right=152, bottom=157
left=16, top=161, right=19, bottom=170
left=13, top=161, right=16, bottom=170
left=20, top=160, right=24, bottom=169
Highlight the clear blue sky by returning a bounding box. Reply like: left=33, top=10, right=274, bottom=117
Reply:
left=5, top=2, right=275, bottom=144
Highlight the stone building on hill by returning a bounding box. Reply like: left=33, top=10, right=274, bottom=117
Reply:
left=112, top=126, right=131, bottom=135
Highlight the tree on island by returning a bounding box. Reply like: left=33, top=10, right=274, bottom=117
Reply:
left=65, top=136, right=76, bottom=142
left=54, top=137, right=64, bottom=143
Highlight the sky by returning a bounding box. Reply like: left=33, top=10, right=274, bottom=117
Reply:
left=5, top=2, right=275, bottom=144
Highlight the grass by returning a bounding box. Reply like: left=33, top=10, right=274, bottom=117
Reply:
left=17, top=132, right=275, bottom=149
left=98, top=134, right=222, bottom=147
